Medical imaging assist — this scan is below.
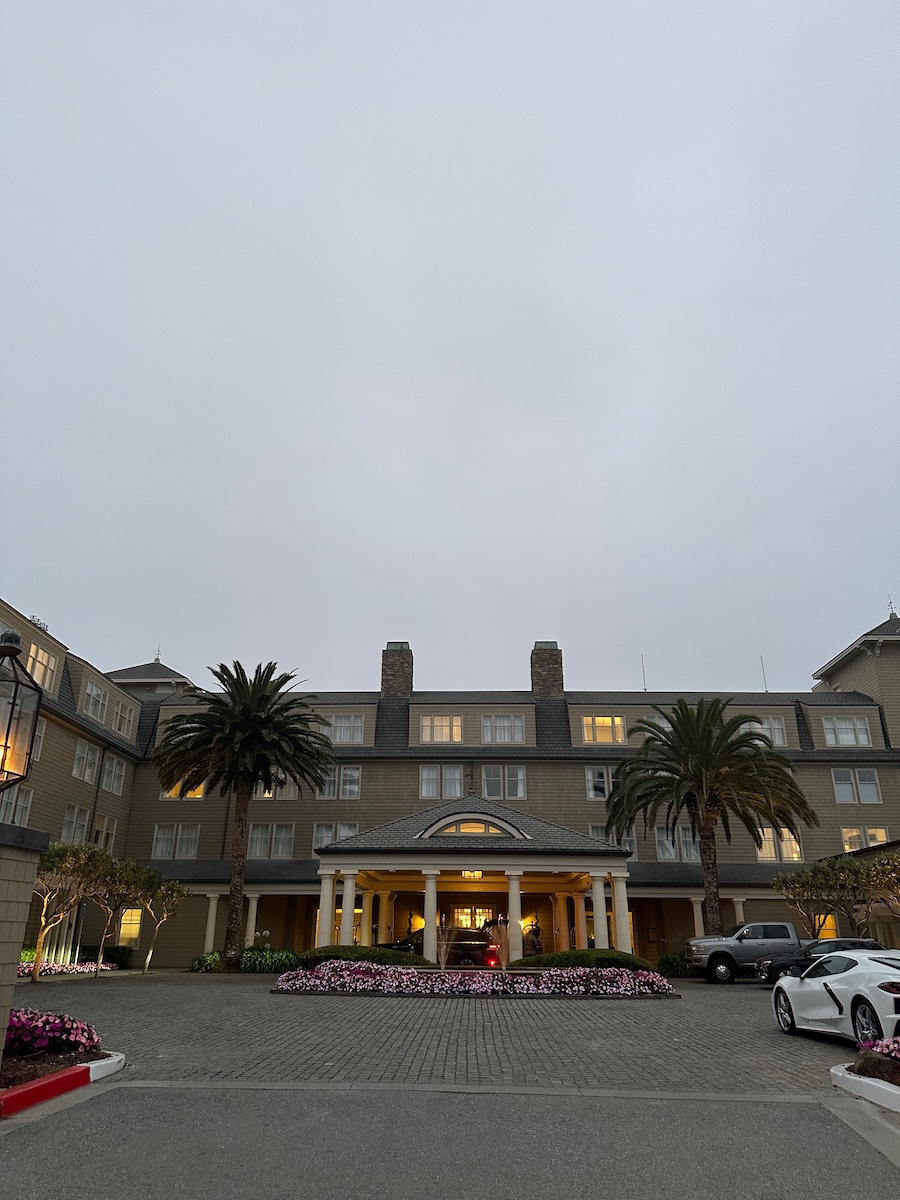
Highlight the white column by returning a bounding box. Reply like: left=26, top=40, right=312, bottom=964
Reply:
left=731, top=897, right=746, bottom=925
left=610, top=871, right=633, bottom=953
left=360, top=891, right=374, bottom=946
left=203, top=894, right=220, bottom=954
left=506, top=872, right=524, bottom=962
left=423, top=871, right=440, bottom=962
left=316, top=872, right=336, bottom=947
left=376, top=891, right=393, bottom=944
left=691, top=895, right=705, bottom=938
left=244, top=894, right=260, bottom=948
left=590, top=874, right=609, bottom=949
left=574, top=893, right=588, bottom=949
left=339, top=872, right=358, bottom=945
left=554, top=893, right=571, bottom=951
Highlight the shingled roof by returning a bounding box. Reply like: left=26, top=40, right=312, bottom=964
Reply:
left=106, top=660, right=193, bottom=683
left=317, top=795, right=628, bottom=857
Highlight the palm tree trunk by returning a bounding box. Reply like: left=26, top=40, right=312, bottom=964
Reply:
left=699, top=825, right=723, bottom=935
left=223, top=777, right=252, bottom=964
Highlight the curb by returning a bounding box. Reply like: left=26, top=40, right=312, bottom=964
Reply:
left=0, top=1052, right=125, bottom=1119
left=830, top=1064, right=900, bottom=1115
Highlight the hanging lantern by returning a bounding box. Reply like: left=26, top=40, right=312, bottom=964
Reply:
left=0, top=630, right=43, bottom=793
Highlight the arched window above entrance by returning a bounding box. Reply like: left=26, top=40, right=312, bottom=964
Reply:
left=419, top=812, right=529, bottom=839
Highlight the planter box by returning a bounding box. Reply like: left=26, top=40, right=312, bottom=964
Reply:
left=831, top=1063, right=900, bottom=1116
left=0, top=1052, right=125, bottom=1119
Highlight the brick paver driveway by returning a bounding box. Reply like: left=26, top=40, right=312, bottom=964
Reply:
left=13, top=973, right=849, bottom=1093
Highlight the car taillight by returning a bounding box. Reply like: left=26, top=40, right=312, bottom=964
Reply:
left=877, top=982, right=900, bottom=994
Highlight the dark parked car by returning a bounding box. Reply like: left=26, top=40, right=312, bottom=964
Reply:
left=755, top=937, right=885, bottom=985
left=382, top=926, right=500, bottom=967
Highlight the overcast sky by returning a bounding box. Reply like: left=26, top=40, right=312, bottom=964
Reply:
left=2, top=4, right=898, bottom=696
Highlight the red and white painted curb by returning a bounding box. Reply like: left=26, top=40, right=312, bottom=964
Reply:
left=0, top=1052, right=125, bottom=1118
left=831, top=1063, right=900, bottom=1115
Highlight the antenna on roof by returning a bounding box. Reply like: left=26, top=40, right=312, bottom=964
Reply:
left=640, top=654, right=647, bottom=691
left=760, top=654, right=769, bottom=693
left=155, top=644, right=161, bottom=664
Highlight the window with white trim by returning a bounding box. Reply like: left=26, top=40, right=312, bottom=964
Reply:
left=84, top=680, right=109, bottom=723
left=152, top=823, right=199, bottom=858
left=118, top=908, right=142, bottom=948
left=655, top=827, right=699, bottom=861
left=101, top=753, right=126, bottom=796
left=643, top=714, right=672, bottom=733
left=26, top=644, right=57, bottom=689
left=113, top=700, right=135, bottom=739
left=61, top=804, right=89, bottom=842
left=832, top=768, right=881, bottom=804
left=740, top=717, right=787, bottom=746
left=823, top=717, right=871, bottom=746
left=0, top=784, right=32, bottom=826
left=585, top=767, right=610, bottom=800
left=72, top=739, right=100, bottom=785
left=316, top=766, right=361, bottom=800
left=31, top=717, right=46, bottom=763
left=582, top=715, right=626, bottom=744
left=162, top=781, right=204, bottom=799
left=589, top=823, right=636, bottom=858
left=419, top=764, right=463, bottom=800
left=482, top=765, right=526, bottom=800
left=481, top=715, right=525, bottom=744
left=841, top=826, right=889, bottom=852
left=94, top=815, right=118, bottom=853
left=253, top=778, right=299, bottom=800
left=421, top=715, right=462, bottom=743
left=312, top=821, right=358, bottom=850
left=327, top=714, right=364, bottom=744
left=757, top=826, right=802, bottom=862
left=248, top=822, right=294, bottom=859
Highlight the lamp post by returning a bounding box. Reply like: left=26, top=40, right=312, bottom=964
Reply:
left=0, top=630, right=43, bottom=795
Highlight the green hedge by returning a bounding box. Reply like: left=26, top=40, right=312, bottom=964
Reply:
left=292, top=944, right=432, bottom=969
left=507, top=948, right=653, bottom=971
left=655, top=950, right=697, bottom=978
left=190, top=951, right=225, bottom=973
left=239, top=947, right=303, bottom=974
left=19, top=947, right=36, bottom=964
left=79, top=945, right=134, bottom=969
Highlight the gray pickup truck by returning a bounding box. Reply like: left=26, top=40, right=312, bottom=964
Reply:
left=687, top=922, right=806, bottom=983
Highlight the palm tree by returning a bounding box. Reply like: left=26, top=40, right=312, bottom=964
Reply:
left=153, top=662, right=334, bottom=963
left=604, top=697, right=818, bottom=935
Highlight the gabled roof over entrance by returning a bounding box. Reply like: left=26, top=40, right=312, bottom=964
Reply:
left=317, top=794, right=628, bottom=858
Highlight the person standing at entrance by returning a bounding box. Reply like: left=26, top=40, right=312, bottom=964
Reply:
left=523, top=924, right=543, bottom=957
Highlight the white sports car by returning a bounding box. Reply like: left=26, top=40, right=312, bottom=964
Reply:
left=772, top=948, right=900, bottom=1043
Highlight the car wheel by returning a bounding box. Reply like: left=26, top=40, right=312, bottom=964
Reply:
left=706, top=956, right=736, bottom=984
left=457, top=956, right=475, bottom=967
left=775, top=965, right=794, bottom=980
left=774, top=988, right=797, bottom=1034
left=852, top=999, right=883, bottom=1043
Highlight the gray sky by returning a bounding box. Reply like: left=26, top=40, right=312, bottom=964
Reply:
left=2, top=3, right=898, bottom=696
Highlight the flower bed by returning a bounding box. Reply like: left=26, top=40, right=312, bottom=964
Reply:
left=850, top=1037, right=900, bottom=1088
left=1, top=1008, right=105, bottom=1093
left=16, top=962, right=119, bottom=979
left=275, top=960, right=675, bottom=996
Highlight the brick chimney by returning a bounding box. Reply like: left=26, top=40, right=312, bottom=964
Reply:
left=530, top=641, right=564, bottom=697
left=381, top=641, right=414, bottom=696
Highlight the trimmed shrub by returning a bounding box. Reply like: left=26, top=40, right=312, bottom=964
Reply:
left=190, top=950, right=225, bottom=973
left=79, top=945, right=133, bottom=970
left=19, top=946, right=36, bottom=964
left=292, top=944, right=432, bottom=970
left=655, top=950, right=697, bottom=978
left=507, top=948, right=653, bottom=971
left=5, top=1008, right=101, bottom=1057
left=240, top=947, right=303, bottom=974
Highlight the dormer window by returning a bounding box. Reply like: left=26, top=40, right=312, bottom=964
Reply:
left=421, top=715, right=462, bottom=743
left=582, top=715, right=626, bottom=744
left=435, top=820, right=507, bottom=835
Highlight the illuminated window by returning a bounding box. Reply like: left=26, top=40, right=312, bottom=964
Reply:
left=436, top=820, right=506, bottom=835
left=61, top=804, right=89, bottom=842
left=72, top=739, right=100, bottom=785
left=254, top=778, right=299, bottom=800
left=823, top=717, right=871, bottom=746
left=757, top=825, right=802, bottom=862
left=326, top=714, right=364, bottom=744
left=113, top=701, right=135, bottom=739
left=585, top=767, right=609, bottom=800
left=26, top=644, right=57, bottom=690
left=452, top=907, right=494, bottom=929
left=461, top=870, right=483, bottom=880
left=421, top=715, right=462, bottom=743
left=481, top=715, right=525, bottom=744
left=248, top=822, right=294, bottom=859
left=163, top=781, right=204, bottom=799
left=94, top=815, right=118, bottom=853
left=841, top=826, right=889, bottom=852
left=0, top=784, right=32, bottom=826
left=582, top=716, right=626, bottom=745
left=740, top=717, right=787, bottom=746
left=101, top=754, right=126, bottom=796
left=152, top=823, right=199, bottom=858
left=84, top=681, right=109, bottom=723
left=482, top=765, right=526, bottom=800
left=832, top=768, right=881, bottom=804
left=119, top=908, right=142, bottom=948
left=818, top=914, right=838, bottom=939
left=419, top=764, right=463, bottom=799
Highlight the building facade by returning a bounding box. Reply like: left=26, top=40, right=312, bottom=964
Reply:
left=3, top=595, right=900, bottom=967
